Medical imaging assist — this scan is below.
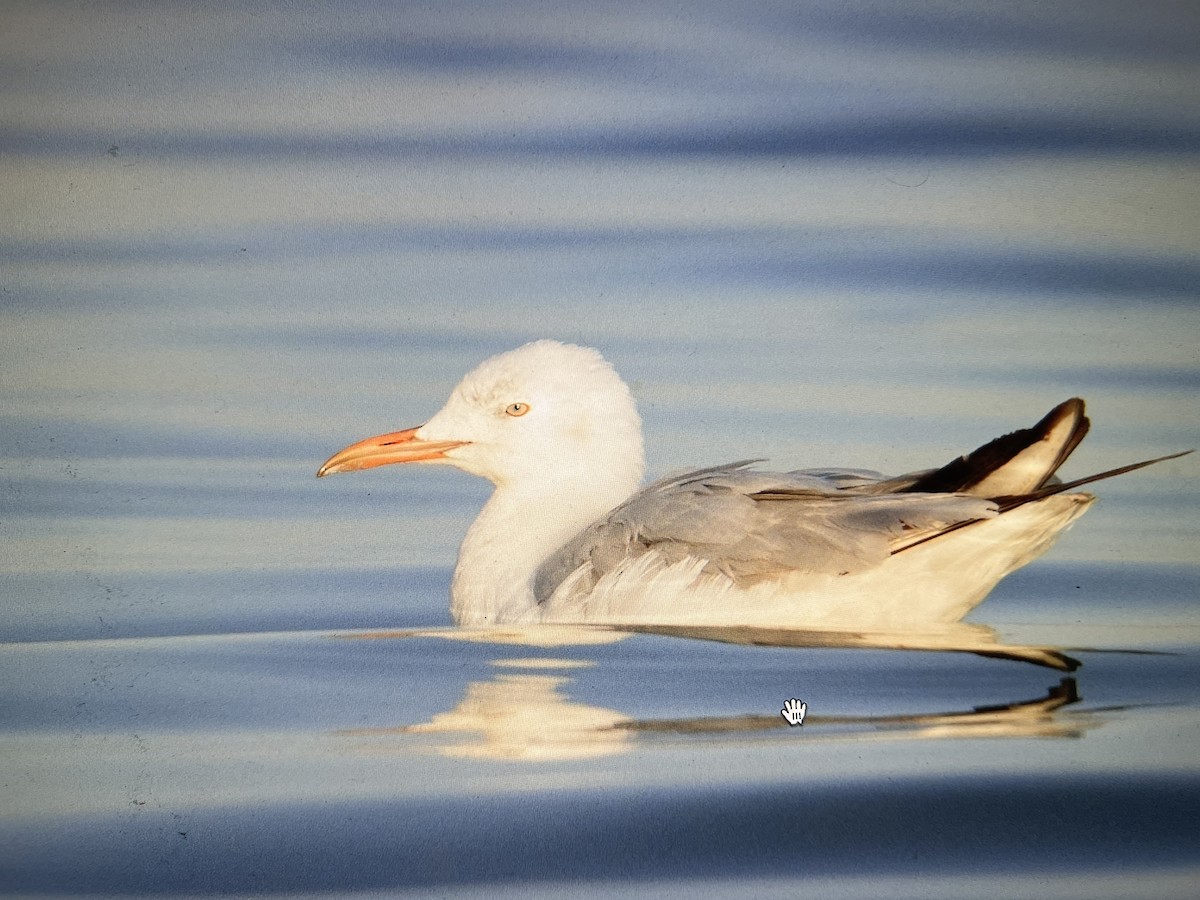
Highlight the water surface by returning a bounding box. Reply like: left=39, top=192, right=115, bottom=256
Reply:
left=2, top=2, right=1199, bottom=895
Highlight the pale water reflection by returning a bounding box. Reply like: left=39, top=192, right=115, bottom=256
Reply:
left=332, top=622, right=1101, bottom=762
left=343, top=648, right=1094, bottom=762
left=351, top=666, right=635, bottom=761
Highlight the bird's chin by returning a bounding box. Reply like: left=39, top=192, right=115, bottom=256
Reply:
left=432, top=450, right=497, bottom=482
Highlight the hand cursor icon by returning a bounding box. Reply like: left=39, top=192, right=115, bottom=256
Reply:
left=781, top=698, right=807, bottom=726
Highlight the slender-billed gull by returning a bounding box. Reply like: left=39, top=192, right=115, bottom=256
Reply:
left=319, top=340, right=1184, bottom=628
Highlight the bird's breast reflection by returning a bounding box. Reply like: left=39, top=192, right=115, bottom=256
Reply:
left=344, top=662, right=634, bottom=761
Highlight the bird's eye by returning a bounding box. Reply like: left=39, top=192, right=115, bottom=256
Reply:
left=505, top=402, right=531, bottom=417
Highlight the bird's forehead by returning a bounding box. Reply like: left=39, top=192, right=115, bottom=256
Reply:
left=456, top=353, right=563, bottom=405
left=455, top=374, right=519, bottom=408
left=448, top=341, right=621, bottom=412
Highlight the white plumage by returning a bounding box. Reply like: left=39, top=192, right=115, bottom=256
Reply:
left=318, top=340, right=1180, bottom=629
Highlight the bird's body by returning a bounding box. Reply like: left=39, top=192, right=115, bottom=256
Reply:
left=521, top=463, right=1089, bottom=630
left=318, top=340, right=1181, bottom=628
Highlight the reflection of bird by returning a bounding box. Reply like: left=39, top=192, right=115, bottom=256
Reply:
left=319, top=340, right=1183, bottom=628
left=340, top=663, right=1091, bottom=760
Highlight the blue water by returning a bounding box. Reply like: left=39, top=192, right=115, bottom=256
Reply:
left=3, top=2, right=1199, bottom=896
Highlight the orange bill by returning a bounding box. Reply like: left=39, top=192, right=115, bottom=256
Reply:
left=317, top=426, right=467, bottom=477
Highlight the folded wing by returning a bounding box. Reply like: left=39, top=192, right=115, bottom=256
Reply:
left=533, top=462, right=998, bottom=605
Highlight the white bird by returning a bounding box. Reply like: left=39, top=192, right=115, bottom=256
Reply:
left=318, top=340, right=1183, bottom=629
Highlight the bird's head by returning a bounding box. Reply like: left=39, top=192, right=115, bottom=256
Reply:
left=318, top=340, right=645, bottom=496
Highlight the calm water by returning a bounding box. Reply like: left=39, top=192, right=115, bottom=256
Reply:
left=3, top=2, right=1199, bottom=896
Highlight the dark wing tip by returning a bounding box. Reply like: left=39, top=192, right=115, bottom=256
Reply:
left=905, top=398, right=1090, bottom=496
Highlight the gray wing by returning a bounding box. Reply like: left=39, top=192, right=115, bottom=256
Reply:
left=532, top=461, right=997, bottom=604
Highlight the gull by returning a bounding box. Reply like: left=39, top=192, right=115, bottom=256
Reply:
left=318, top=340, right=1183, bottom=629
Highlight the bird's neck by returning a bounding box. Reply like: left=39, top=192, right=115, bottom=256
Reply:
left=450, top=473, right=638, bottom=625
